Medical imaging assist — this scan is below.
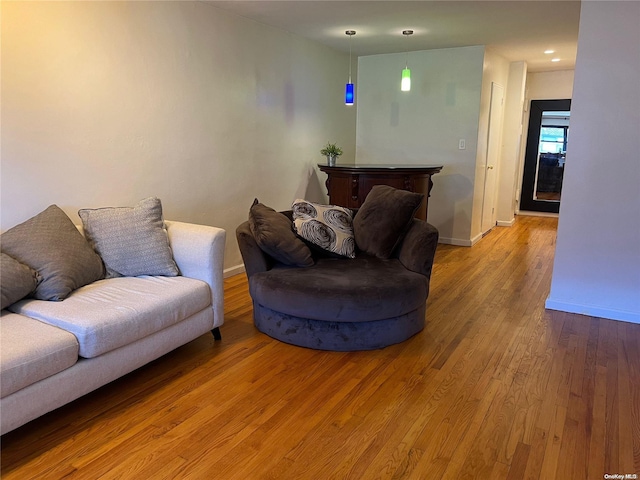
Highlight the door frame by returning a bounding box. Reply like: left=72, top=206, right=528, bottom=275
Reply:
left=520, top=99, right=571, bottom=213
left=481, top=82, right=505, bottom=234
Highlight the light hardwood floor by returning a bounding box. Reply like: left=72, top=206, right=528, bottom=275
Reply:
left=2, top=216, right=639, bottom=479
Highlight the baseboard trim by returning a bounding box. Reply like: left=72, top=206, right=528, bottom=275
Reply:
left=439, top=237, right=471, bottom=247
left=517, top=210, right=558, bottom=218
left=545, top=298, right=640, bottom=324
left=496, top=218, right=516, bottom=227
left=224, top=264, right=245, bottom=278
left=438, top=233, right=483, bottom=247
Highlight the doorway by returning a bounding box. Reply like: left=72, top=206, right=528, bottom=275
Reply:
left=520, top=99, right=571, bottom=213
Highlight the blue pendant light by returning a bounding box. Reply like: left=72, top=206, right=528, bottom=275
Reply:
left=401, top=30, right=413, bottom=92
left=345, top=30, right=356, bottom=105
left=346, top=83, right=354, bottom=104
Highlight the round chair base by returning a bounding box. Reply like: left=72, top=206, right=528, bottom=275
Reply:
left=253, top=303, right=426, bottom=351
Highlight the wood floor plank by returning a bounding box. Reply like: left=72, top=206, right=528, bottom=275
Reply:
left=624, top=323, right=640, bottom=474
left=505, top=441, right=530, bottom=480
left=538, top=404, right=567, bottom=479
left=2, top=216, right=639, bottom=479
left=618, top=321, right=637, bottom=475
left=438, top=378, right=508, bottom=480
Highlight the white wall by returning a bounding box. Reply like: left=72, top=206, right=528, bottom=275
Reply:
left=546, top=1, right=640, bottom=323
left=1, top=1, right=356, bottom=271
left=470, top=49, right=510, bottom=241
left=355, top=46, right=485, bottom=245
left=526, top=70, right=575, bottom=101
left=355, top=46, right=513, bottom=245
left=496, top=61, right=527, bottom=226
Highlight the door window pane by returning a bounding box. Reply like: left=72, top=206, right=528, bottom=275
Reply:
left=540, top=127, right=566, bottom=154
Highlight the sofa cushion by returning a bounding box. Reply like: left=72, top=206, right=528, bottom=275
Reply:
left=0, top=205, right=105, bottom=301
left=249, top=256, right=427, bottom=322
left=0, top=311, right=79, bottom=398
left=353, top=185, right=424, bottom=259
left=248, top=199, right=313, bottom=267
left=1, top=253, right=40, bottom=309
left=78, top=197, right=179, bottom=278
left=292, top=199, right=356, bottom=258
left=8, top=276, right=211, bottom=358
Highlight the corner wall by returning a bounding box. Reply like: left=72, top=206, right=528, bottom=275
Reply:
left=470, top=49, right=510, bottom=241
left=355, top=46, right=485, bottom=245
left=1, top=1, right=356, bottom=270
left=496, top=61, right=527, bottom=226
left=546, top=1, right=640, bottom=323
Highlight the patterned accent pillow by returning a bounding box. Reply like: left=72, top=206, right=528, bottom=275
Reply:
left=78, top=197, right=179, bottom=278
left=292, top=199, right=356, bottom=259
left=0, top=253, right=41, bottom=309
left=0, top=205, right=105, bottom=301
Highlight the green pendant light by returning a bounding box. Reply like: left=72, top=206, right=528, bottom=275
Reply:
left=401, top=30, right=413, bottom=92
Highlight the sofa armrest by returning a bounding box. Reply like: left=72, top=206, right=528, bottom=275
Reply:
left=236, top=221, right=273, bottom=279
left=165, top=221, right=226, bottom=328
left=395, top=219, right=439, bottom=280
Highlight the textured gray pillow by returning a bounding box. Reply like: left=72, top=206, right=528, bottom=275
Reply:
left=0, top=253, right=41, bottom=309
left=292, top=199, right=356, bottom=258
left=78, top=197, right=179, bottom=278
left=249, top=199, right=313, bottom=267
left=0, top=205, right=105, bottom=301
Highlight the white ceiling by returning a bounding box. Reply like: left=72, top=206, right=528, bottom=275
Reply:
left=206, top=0, right=581, bottom=72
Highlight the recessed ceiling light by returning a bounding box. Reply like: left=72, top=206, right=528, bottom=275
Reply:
left=551, top=58, right=561, bottom=62
left=544, top=49, right=555, bottom=54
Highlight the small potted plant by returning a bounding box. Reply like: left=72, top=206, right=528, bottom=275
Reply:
left=320, top=142, right=343, bottom=166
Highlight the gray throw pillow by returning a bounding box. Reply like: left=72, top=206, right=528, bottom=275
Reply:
left=78, top=197, right=179, bottom=278
left=249, top=199, right=313, bottom=267
left=0, top=205, right=105, bottom=301
left=292, top=199, right=356, bottom=258
left=0, top=253, right=41, bottom=309
left=353, top=185, right=424, bottom=259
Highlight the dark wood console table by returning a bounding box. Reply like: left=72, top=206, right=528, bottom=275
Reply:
left=317, top=164, right=443, bottom=221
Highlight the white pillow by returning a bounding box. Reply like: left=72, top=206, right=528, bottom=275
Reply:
left=79, top=197, right=179, bottom=278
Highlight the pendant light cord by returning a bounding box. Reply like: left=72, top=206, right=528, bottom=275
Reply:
left=403, top=30, right=413, bottom=68
left=349, top=36, right=352, bottom=83
left=346, top=30, right=355, bottom=83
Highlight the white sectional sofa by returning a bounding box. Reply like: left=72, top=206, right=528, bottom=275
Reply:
left=1, top=210, right=226, bottom=435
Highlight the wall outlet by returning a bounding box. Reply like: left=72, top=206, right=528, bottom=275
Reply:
left=458, top=139, right=466, bottom=150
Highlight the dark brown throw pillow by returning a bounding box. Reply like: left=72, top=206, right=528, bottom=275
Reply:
left=248, top=199, right=314, bottom=267
left=353, top=185, right=424, bottom=259
left=0, top=205, right=105, bottom=301
left=0, top=253, right=41, bottom=309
